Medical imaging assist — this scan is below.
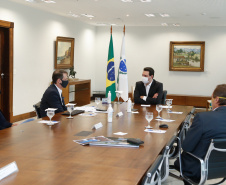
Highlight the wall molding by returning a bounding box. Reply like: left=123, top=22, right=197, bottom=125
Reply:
left=13, top=111, right=36, bottom=122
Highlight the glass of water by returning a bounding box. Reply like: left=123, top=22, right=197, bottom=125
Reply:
left=46, top=109, right=55, bottom=125
left=145, top=112, right=153, bottom=129
left=166, top=99, right=173, bottom=112
left=156, top=104, right=162, bottom=119
left=115, top=91, right=123, bottom=104
left=66, top=104, right=75, bottom=119
left=95, top=97, right=101, bottom=109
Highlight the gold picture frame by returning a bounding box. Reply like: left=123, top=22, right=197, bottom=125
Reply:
left=55, top=36, right=74, bottom=69
left=169, top=41, right=205, bottom=72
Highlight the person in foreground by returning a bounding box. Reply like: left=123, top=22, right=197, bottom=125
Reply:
left=174, top=84, right=226, bottom=185
left=0, top=110, right=18, bottom=130
left=134, top=67, right=163, bottom=104
left=40, top=70, right=68, bottom=118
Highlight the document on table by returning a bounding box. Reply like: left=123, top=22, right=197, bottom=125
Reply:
left=155, top=118, right=175, bottom=122
left=38, top=120, right=59, bottom=124
left=74, top=106, right=96, bottom=112
left=75, top=106, right=108, bottom=113
left=144, top=129, right=166, bottom=133
left=113, top=132, right=128, bottom=136
left=79, top=112, right=97, bottom=117
left=161, top=106, right=172, bottom=108
left=168, top=111, right=183, bottom=114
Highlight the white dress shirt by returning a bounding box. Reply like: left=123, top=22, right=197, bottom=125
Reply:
left=54, top=84, right=63, bottom=105
left=142, top=81, right=153, bottom=101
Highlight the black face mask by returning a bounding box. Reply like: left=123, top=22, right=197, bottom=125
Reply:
left=61, top=80, right=68, bottom=88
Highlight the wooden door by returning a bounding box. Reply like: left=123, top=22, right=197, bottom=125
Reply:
left=0, top=20, right=14, bottom=122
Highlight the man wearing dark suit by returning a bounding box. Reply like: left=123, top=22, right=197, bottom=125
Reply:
left=40, top=70, right=68, bottom=118
left=0, top=109, right=12, bottom=130
left=174, top=84, right=226, bottom=185
left=134, top=67, right=163, bottom=105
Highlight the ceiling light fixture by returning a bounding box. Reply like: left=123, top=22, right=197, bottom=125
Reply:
left=159, top=13, right=170, bottom=17
left=81, top=14, right=94, bottom=18
left=25, top=0, right=37, bottom=2
left=41, top=0, right=56, bottom=3
left=145, top=14, right=155, bottom=17
left=140, top=0, right=151, bottom=2
left=96, top=23, right=107, bottom=26
left=121, top=0, right=133, bottom=2
left=68, top=11, right=80, bottom=18
left=161, top=23, right=168, bottom=26
left=173, top=23, right=180, bottom=26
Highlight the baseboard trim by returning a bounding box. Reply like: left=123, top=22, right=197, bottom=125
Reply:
left=13, top=111, right=37, bottom=122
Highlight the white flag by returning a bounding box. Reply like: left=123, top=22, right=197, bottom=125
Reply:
left=117, top=32, right=128, bottom=101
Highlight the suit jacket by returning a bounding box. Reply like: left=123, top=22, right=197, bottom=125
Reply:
left=134, top=79, right=163, bottom=104
left=0, top=110, right=12, bottom=130
left=40, top=84, right=67, bottom=118
left=174, top=106, right=226, bottom=181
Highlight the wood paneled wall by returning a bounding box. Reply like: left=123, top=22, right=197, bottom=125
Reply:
left=166, top=94, right=211, bottom=108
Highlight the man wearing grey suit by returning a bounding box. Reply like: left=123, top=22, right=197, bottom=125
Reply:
left=174, top=84, right=226, bottom=185
left=134, top=67, right=163, bottom=105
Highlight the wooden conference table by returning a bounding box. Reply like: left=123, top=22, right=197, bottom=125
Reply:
left=0, top=103, right=193, bottom=185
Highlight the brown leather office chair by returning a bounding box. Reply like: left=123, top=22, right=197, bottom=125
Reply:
left=33, top=101, right=41, bottom=119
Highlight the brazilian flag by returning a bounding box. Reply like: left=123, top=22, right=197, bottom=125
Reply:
left=106, top=34, right=116, bottom=101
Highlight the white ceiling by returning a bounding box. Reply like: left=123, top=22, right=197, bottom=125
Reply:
left=9, top=0, right=226, bottom=27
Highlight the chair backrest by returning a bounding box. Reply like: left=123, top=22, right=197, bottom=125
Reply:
left=131, top=86, right=135, bottom=102
left=161, top=135, right=177, bottom=182
left=205, top=138, right=226, bottom=180
left=141, top=154, right=164, bottom=185
left=168, top=121, right=187, bottom=159
left=161, top=90, right=167, bottom=105
left=33, top=101, right=41, bottom=119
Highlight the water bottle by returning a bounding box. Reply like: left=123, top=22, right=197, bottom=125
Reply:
left=127, top=98, right=132, bottom=112
left=107, top=104, right=113, bottom=122
left=108, top=91, right=111, bottom=104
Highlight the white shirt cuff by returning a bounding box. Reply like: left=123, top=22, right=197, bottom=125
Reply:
left=142, top=96, right=147, bottom=101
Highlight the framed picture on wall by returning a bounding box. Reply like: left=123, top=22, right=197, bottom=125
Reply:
left=55, top=36, right=74, bottom=69
left=169, top=41, right=205, bottom=72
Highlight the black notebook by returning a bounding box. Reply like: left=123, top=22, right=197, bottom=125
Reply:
left=62, top=110, right=85, bottom=116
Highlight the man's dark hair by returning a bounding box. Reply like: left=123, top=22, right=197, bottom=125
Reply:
left=213, top=84, right=226, bottom=105
left=52, top=70, right=68, bottom=84
left=144, top=67, right=154, bottom=77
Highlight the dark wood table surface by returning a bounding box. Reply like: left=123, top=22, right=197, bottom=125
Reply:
left=0, top=103, right=193, bottom=185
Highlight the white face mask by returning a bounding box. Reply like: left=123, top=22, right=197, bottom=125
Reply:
left=142, top=77, right=149, bottom=84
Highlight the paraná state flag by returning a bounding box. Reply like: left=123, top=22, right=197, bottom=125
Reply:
left=117, top=32, right=128, bottom=101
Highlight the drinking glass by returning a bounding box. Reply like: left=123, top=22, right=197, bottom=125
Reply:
left=156, top=104, right=162, bottom=119
left=166, top=99, right=173, bottom=112
left=115, top=91, right=123, bottom=104
left=66, top=104, right=75, bottom=119
left=95, top=97, right=101, bottom=108
left=46, top=110, right=55, bottom=125
left=145, top=112, right=153, bottom=129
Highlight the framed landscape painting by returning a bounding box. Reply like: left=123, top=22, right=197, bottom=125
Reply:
left=55, top=36, right=74, bottom=69
left=169, top=41, right=205, bottom=72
